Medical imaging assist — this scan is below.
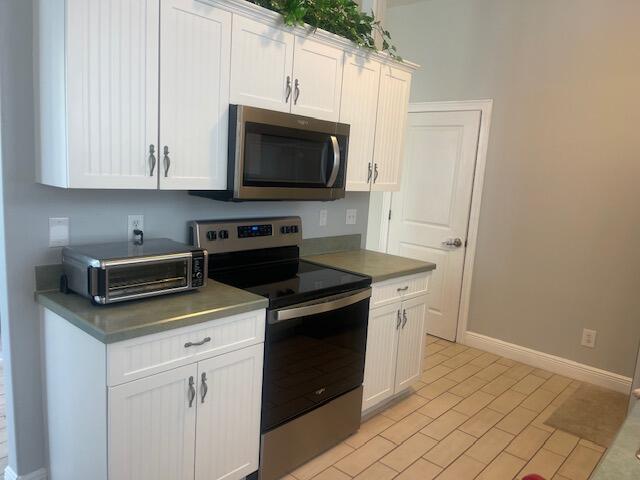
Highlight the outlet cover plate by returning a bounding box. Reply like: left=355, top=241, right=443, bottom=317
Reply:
left=346, top=209, right=357, bottom=225
left=128, top=215, right=144, bottom=241
left=49, top=217, right=69, bottom=247
left=581, top=328, right=597, bottom=348
left=319, top=209, right=328, bottom=227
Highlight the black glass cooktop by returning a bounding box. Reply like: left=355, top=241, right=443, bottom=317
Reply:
left=210, top=259, right=371, bottom=309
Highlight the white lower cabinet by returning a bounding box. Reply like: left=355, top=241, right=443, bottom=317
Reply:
left=194, top=344, right=263, bottom=480
left=362, top=273, right=430, bottom=412
left=42, top=307, right=265, bottom=480
left=109, top=364, right=198, bottom=480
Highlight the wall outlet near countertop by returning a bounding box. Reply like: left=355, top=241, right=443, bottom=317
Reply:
left=318, top=209, right=328, bottom=227
left=127, top=215, right=144, bottom=241
left=346, top=209, right=357, bottom=225
left=49, top=217, right=69, bottom=247
left=581, top=328, right=597, bottom=348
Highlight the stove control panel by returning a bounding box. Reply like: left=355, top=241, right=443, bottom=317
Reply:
left=190, top=217, right=302, bottom=254
left=238, top=224, right=273, bottom=238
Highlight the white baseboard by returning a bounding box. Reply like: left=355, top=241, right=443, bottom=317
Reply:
left=463, top=331, right=632, bottom=394
left=4, top=467, right=47, bottom=480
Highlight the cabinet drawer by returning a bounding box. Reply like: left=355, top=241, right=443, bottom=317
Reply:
left=107, top=309, right=265, bottom=386
left=370, top=273, right=430, bottom=309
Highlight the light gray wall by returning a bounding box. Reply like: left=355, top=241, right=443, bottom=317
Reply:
left=0, top=0, right=369, bottom=475
left=387, top=0, right=640, bottom=377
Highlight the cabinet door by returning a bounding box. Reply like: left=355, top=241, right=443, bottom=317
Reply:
left=395, top=296, right=427, bottom=393
left=362, top=303, right=401, bottom=411
left=340, top=54, right=381, bottom=191
left=109, top=364, right=197, bottom=480
left=291, top=36, right=344, bottom=121
left=371, top=65, right=412, bottom=191
left=66, top=0, right=159, bottom=189
left=159, top=1, right=231, bottom=190
left=230, top=15, right=294, bottom=112
left=195, top=344, right=264, bottom=480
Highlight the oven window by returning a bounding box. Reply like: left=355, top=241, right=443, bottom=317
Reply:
left=107, top=260, right=189, bottom=300
left=262, top=297, right=369, bottom=431
left=243, top=123, right=338, bottom=188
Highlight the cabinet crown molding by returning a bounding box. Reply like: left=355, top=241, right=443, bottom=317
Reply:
left=205, top=0, right=419, bottom=72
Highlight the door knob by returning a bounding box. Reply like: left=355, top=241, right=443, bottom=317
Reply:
left=442, top=238, right=463, bottom=248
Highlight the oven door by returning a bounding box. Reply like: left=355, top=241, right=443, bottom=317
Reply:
left=262, top=288, right=370, bottom=432
left=231, top=105, right=349, bottom=201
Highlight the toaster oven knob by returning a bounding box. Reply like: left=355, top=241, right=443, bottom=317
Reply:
left=219, top=229, right=229, bottom=240
left=206, top=230, right=217, bottom=241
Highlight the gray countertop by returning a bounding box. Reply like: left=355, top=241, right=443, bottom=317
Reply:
left=592, top=401, right=640, bottom=479
left=304, top=249, right=436, bottom=283
left=36, top=281, right=268, bottom=344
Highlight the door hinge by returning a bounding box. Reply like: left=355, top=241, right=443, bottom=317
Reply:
left=388, top=210, right=392, bottom=220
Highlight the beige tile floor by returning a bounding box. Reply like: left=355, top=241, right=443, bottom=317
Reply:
left=281, top=336, right=608, bottom=480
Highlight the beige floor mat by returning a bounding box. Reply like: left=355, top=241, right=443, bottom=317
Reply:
left=545, top=383, right=628, bottom=447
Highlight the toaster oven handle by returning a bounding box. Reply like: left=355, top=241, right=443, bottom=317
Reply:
left=326, top=135, right=340, bottom=188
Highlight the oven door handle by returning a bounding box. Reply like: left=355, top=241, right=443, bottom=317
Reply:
left=326, top=135, right=341, bottom=188
left=270, top=288, right=371, bottom=323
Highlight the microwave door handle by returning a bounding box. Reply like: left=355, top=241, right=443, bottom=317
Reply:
left=326, top=135, right=341, bottom=187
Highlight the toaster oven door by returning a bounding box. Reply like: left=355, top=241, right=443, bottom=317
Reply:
left=101, top=257, right=192, bottom=303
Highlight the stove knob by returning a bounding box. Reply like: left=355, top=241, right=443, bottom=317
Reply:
left=291, top=225, right=299, bottom=233
left=195, top=271, right=203, bottom=279
left=281, top=226, right=290, bottom=234
left=206, top=230, right=217, bottom=241
left=219, top=229, right=229, bottom=240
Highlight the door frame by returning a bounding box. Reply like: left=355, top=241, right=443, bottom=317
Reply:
left=378, top=100, right=493, bottom=343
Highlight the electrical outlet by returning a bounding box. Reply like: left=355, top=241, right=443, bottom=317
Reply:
left=581, top=328, right=597, bottom=348
left=319, top=209, right=328, bottom=227
left=346, top=209, right=357, bottom=225
left=128, top=215, right=144, bottom=241
left=49, top=217, right=69, bottom=247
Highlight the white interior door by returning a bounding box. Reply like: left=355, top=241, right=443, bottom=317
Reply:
left=159, top=0, right=231, bottom=190
left=388, top=110, right=481, bottom=341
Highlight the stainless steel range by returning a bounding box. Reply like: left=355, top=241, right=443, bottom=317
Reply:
left=190, top=217, right=371, bottom=480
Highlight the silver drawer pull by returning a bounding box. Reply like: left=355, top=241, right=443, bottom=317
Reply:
left=397, top=286, right=409, bottom=292
left=184, top=336, right=211, bottom=348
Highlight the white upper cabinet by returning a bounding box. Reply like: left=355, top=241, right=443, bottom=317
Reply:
left=371, top=65, right=413, bottom=191
left=39, top=0, right=160, bottom=189
left=291, top=36, right=344, bottom=121
left=229, top=15, right=295, bottom=112
left=340, top=54, right=381, bottom=191
left=159, top=0, right=231, bottom=190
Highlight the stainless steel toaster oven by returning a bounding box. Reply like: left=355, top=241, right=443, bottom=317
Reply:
left=62, top=239, right=208, bottom=304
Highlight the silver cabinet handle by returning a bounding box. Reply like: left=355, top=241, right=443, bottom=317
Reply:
left=294, top=79, right=300, bottom=105
left=367, top=163, right=373, bottom=183
left=373, top=163, right=379, bottom=183
left=200, top=372, right=208, bottom=403
left=397, top=286, right=409, bottom=292
left=184, top=336, right=211, bottom=348
left=396, top=310, right=402, bottom=329
left=188, top=376, right=196, bottom=408
left=148, top=144, right=156, bottom=176
left=163, top=146, right=171, bottom=177
left=285, top=76, right=292, bottom=103
left=402, top=309, right=408, bottom=328
left=326, top=135, right=340, bottom=187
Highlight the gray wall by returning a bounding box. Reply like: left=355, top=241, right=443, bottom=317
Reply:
left=0, top=0, right=369, bottom=475
left=387, top=0, right=640, bottom=377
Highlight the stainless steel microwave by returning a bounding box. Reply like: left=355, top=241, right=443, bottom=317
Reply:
left=190, top=105, right=350, bottom=201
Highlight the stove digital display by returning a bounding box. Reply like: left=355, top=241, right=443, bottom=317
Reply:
left=238, top=224, right=273, bottom=238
